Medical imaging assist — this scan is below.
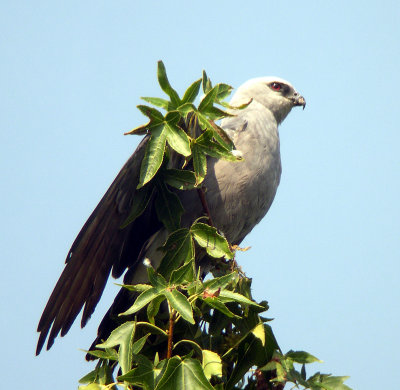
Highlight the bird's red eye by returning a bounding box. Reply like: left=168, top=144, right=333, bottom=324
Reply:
left=271, top=82, right=282, bottom=91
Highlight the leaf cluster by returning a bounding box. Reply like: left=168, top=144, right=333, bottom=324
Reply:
left=78, top=62, right=352, bottom=390
left=125, top=61, right=240, bottom=190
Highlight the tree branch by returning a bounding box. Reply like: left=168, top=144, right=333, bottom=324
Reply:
left=167, top=309, right=176, bottom=359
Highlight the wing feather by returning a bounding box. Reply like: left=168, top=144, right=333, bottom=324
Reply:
left=36, top=137, right=162, bottom=354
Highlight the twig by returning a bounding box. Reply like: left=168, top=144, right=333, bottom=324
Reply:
left=197, top=186, right=214, bottom=226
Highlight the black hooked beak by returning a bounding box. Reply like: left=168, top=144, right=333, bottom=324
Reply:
left=291, top=93, right=306, bottom=110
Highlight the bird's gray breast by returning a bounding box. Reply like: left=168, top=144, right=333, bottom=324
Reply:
left=181, top=106, right=282, bottom=244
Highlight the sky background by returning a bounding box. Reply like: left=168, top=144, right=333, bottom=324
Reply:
left=1, top=1, right=399, bottom=389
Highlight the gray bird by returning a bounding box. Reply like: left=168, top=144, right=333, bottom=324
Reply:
left=36, top=76, right=305, bottom=355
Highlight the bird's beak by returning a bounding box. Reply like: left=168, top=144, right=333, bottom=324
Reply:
left=292, top=94, right=306, bottom=110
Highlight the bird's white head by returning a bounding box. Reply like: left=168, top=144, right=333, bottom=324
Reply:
left=230, top=77, right=306, bottom=124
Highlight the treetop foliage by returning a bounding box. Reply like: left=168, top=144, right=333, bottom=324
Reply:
left=78, top=61, right=352, bottom=390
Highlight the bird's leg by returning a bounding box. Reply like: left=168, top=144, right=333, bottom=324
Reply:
left=197, top=186, right=214, bottom=226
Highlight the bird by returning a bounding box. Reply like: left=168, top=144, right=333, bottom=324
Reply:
left=36, top=76, right=306, bottom=355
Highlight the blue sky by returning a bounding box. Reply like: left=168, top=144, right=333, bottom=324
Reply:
left=1, top=1, right=399, bottom=389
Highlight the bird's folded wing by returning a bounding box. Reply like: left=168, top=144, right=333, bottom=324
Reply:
left=36, top=136, right=161, bottom=354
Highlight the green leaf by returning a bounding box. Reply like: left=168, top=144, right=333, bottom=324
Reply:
left=141, top=96, right=172, bottom=110
left=96, top=321, right=134, bottom=349
left=157, top=60, right=181, bottom=108
left=163, top=169, right=197, bottom=190
left=135, top=321, right=168, bottom=337
left=196, top=112, right=234, bottom=150
left=191, top=222, right=233, bottom=259
left=173, top=339, right=203, bottom=356
left=214, top=83, right=233, bottom=101
left=186, top=275, right=203, bottom=296
left=195, top=131, right=237, bottom=161
left=119, top=283, right=152, bottom=293
left=96, top=321, right=136, bottom=375
left=264, top=324, right=280, bottom=360
left=286, top=368, right=309, bottom=387
left=137, top=104, right=165, bottom=123
left=202, top=297, right=239, bottom=319
left=202, top=350, right=222, bottom=380
left=285, top=350, right=322, bottom=364
left=164, top=287, right=195, bottom=324
left=176, top=102, right=197, bottom=117
left=79, top=365, right=114, bottom=386
left=125, top=121, right=150, bottom=135
left=155, top=180, right=184, bottom=232
left=170, top=260, right=194, bottom=285
left=268, top=360, right=287, bottom=383
left=164, top=119, right=191, bottom=157
left=207, top=122, right=235, bottom=151
left=202, top=70, right=212, bottom=94
left=147, top=295, right=165, bottom=324
left=132, top=334, right=150, bottom=354
left=155, top=356, right=214, bottom=390
left=280, top=352, right=295, bottom=372
left=148, top=266, right=167, bottom=289
left=117, top=354, right=155, bottom=390
left=196, top=111, right=212, bottom=132
left=192, top=143, right=207, bottom=184
left=198, top=84, right=219, bottom=113
left=84, top=348, right=118, bottom=361
left=218, top=290, right=265, bottom=308
left=219, top=97, right=252, bottom=110
left=181, top=78, right=202, bottom=104
left=222, top=323, right=270, bottom=361
left=203, top=272, right=238, bottom=290
left=308, top=371, right=322, bottom=383
left=121, top=287, right=161, bottom=316
left=120, top=184, right=155, bottom=228
left=201, top=106, right=234, bottom=121
left=236, top=276, right=253, bottom=301
left=78, top=369, right=98, bottom=384
left=250, top=322, right=266, bottom=345
left=226, top=328, right=268, bottom=390
left=138, top=125, right=167, bottom=187
left=194, top=127, right=212, bottom=143
left=157, top=228, right=194, bottom=279
left=316, top=375, right=352, bottom=390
